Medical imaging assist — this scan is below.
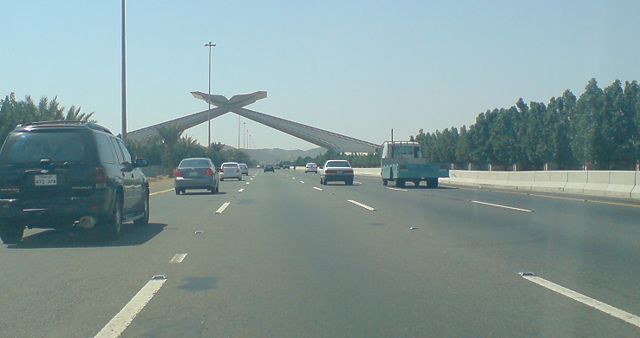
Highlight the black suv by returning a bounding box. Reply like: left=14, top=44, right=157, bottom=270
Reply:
left=0, top=121, right=149, bottom=244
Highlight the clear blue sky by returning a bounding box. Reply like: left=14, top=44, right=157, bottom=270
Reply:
left=2, top=0, right=639, bottom=150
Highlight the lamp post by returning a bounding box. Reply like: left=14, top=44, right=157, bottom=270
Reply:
left=204, top=41, right=216, bottom=147
left=121, top=0, right=127, bottom=141
left=242, top=121, right=246, bottom=149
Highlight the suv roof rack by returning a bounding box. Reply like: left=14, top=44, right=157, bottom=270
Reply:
left=16, top=120, right=112, bottom=135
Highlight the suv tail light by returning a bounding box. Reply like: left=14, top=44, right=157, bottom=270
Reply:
left=175, top=169, right=183, bottom=177
left=205, top=168, right=214, bottom=176
left=95, top=167, right=107, bottom=188
left=326, top=169, right=336, bottom=174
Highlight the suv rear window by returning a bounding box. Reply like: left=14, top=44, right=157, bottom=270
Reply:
left=0, top=131, right=92, bottom=165
left=180, top=159, right=210, bottom=167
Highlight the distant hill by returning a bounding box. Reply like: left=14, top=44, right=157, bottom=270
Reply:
left=237, top=147, right=325, bottom=164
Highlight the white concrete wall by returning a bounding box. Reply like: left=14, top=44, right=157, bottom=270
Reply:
left=353, top=168, right=381, bottom=178
left=449, top=170, right=640, bottom=201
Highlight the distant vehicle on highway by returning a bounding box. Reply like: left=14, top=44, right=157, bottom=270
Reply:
left=305, top=163, right=318, bottom=173
left=174, top=158, right=219, bottom=195
left=279, top=161, right=291, bottom=169
left=0, top=121, right=149, bottom=244
left=239, top=163, right=249, bottom=176
left=220, top=162, right=242, bottom=181
left=380, top=141, right=448, bottom=188
left=320, top=160, right=354, bottom=185
left=263, top=164, right=275, bottom=172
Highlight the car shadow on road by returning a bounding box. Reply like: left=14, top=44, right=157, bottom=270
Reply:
left=180, top=191, right=228, bottom=196
left=8, top=222, right=167, bottom=249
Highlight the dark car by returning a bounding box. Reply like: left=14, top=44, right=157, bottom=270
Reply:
left=264, top=164, right=275, bottom=172
left=174, top=157, right=220, bottom=194
left=0, top=121, right=149, bottom=244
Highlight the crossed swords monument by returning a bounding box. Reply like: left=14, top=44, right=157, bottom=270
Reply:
left=126, top=91, right=379, bottom=154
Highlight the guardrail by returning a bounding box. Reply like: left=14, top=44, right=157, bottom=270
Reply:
left=449, top=170, right=640, bottom=200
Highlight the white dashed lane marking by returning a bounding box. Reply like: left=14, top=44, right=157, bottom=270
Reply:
left=347, top=199, right=376, bottom=211
left=169, top=253, right=187, bottom=263
left=149, top=188, right=173, bottom=196
left=215, top=202, right=231, bottom=214
left=521, top=274, right=640, bottom=328
left=94, top=277, right=167, bottom=338
left=471, top=200, right=533, bottom=213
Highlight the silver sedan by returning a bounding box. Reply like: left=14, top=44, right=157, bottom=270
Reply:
left=174, top=158, right=220, bottom=195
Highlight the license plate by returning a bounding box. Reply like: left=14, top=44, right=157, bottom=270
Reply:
left=337, top=171, right=343, bottom=174
left=34, top=174, right=57, bottom=186
left=189, top=172, right=199, bottom=177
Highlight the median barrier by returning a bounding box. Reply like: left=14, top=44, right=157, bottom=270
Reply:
left=533, top=171, right=567, bottom=192
left=632, top=172, right=640, bottom=200
left=563, top=171, right=588, bottom=194
left=605, top=171, right=636, bottom=199
left=449, top=170, right=478, bottom=185
left=354, top=168, right=380, bottom=178
left=583, top=171, right=610, bottom=196
left=509, top=171, right=535, bottom=190
left=472, top=171, right=494, bottom=187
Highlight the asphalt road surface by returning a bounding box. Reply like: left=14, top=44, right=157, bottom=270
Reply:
left=1, top=169, right=640, bottom=337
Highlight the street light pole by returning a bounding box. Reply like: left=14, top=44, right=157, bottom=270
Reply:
left=121, top=0, right=127, bottom=141
left=204, top=41, right=216, bottom=147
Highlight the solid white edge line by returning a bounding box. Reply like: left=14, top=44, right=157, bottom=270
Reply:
left=522, top=275, right=640, bottom=328
left=471, top=200, right=533, bottom=213
left=313, top=187, right=323, bottom=191
left=386, top=187, right=408, bottom=192
left=238, top=188, right=245, bottom=193
left=169, top=253, right=187, bottom=263
left=347, top=199, right=376, bottom=211
left=94, top=279, right=167, bottom=338
left=215, top=202, right=230, bottom=214
left=149, top=188, right=174, bottom=196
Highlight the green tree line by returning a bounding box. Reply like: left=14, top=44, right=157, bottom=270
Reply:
left=0, top=93, right=94, bottom=142
left=295, top=149, right=380, bottom=168
left=415, top=79, right=640, bottom=170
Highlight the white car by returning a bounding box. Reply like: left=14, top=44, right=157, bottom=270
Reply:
left=305, top=163, right=318, bottom=173
left=239, top=163, right=249, bottom=176
left=220, top=162, right=242, bottom=181
left=320, top=160, right=354, bottom=185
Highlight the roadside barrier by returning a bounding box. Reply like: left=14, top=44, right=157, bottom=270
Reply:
left=449, top=170, right=639, bottom=200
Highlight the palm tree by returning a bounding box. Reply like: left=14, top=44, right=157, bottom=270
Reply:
left=64, top=105, right=95, bottom=122
left=158, top=124, right=184, bottom=177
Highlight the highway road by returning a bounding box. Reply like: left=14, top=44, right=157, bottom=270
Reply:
left=1, top=169, right=640, bottom=337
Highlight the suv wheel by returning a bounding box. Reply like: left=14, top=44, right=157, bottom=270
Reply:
left=134, top=192, right=149, bottom=226
left=105, top=197, right=123, bottom=239
left=0, top=221, right=24, bottom=245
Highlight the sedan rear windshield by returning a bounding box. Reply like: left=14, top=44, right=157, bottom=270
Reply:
left=222, top=163, right=238, bottom=168
left=326, top=161, right=350, bottom=168
left=0, top=131, right=92, bottom=165
left=179, top=159, right=210, bottom=168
